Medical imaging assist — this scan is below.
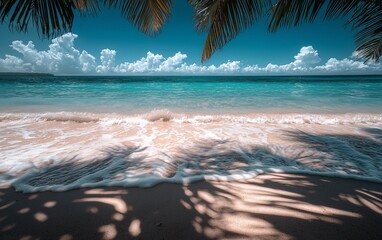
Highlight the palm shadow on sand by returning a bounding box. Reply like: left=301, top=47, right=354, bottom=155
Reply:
left=1, top=128, right=382, bottom=239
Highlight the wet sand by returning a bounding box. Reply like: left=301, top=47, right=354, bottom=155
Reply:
left=1, top=173, right=381, bottom=240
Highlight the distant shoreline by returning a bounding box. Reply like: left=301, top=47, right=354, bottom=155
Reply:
left=2, top=72, right=382, bottom=78
left=0, top=72, right=54, bottom=77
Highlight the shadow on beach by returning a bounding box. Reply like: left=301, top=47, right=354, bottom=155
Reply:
left=1, top=128, right=382, bottom=240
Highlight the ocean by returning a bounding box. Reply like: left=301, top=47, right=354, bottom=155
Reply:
left=0, top=75, right=381, bottom=192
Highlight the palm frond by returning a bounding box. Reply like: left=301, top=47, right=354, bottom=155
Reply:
left=268, top=0, right=360, bottom=31
left=268, top=0, right=325, bottom=32
left=0, top=0, right=99, bottom=38
left=190, top=0, right=271, bottom=62
left=348, top=1, right=382, bottom=62
left=324, top=0, right=359, bottom=19
left=269, top=0, right=382, bottom=62
left=73, top=0, right=100, bottom=15
left=106, top=0, right=173, bottom=36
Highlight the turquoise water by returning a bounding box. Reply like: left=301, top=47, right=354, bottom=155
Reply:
left=0, top=75, right=381, bottom=114
left=1, top=75, right=382, bottom=192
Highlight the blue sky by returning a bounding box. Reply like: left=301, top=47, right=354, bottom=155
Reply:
left=0, top=1, right=381, bottom=75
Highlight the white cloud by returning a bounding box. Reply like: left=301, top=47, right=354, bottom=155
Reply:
left=243, top=46, right=321, bottom=73
left=1, top=33, right=96, bottom=73
left=115, top=52, right=158, bottom=73
left=0, top=33, right=381, bottom=75
left=114, top=51, right=185, bottom=73
left=158, top=52, right=187, bottom=72
left=176, top=60, right=241, bottom=74
left=294, top=46, right=321, bottom=67
left=96, top=49, right=117, bottom=73
left=315, top=58, right=368, bottom=71
left=0, top=55, right=28, bottom=72
left=79, top=51, right=96, bottom=73
left=243, top=46, right=381, bottom=74
left=94, top=50, right=239, bottom=74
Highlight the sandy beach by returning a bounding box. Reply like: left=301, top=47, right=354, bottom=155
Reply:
left=1, top=173, right=381, bottom=240
left=1, top=0, right=382, bottom=238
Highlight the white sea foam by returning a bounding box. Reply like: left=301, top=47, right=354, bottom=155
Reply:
left=1, top=111, right=382, bottom=124
left=0, top=111, right=382, bottom=192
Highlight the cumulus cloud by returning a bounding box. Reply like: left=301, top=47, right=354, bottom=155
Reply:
left=0, top=55, right=29, bottom=72
left=243, top=46, right=381, bottom=74
left=79, top=51, right=96, bottom=72
left=0, top=33, right=381, bottom=75
left=294, top=46, right=321, bottom=67
left=244, top=46, right=321, bottom=73
left=96, top=49, right=117, bottom=73
left=114, top=51, right=187, bottom=73
left=176, top=60, right=241, bottom=74
left=315, top=58, right=369, bottom=71
left=0, top=33, right=96, bottom=73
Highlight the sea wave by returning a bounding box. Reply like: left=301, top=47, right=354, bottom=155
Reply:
left=8, top=137, right=382, bottom=193
left=1, top=110, right=382, bottom=125
left=1, top=110, right=382, bottom=192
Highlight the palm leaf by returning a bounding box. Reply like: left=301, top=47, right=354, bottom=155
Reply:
left=268, top=0, right=325, bottom=32
left=106, top=0, right=173, bottom=36
left=269, top=0, right=382, bottom=62
left=0, top=0, right=99, bottom=38
left=190, top=0, right=271, bottom=62
left=348, top=1, right=382, bottom=62
left=73, top=0, right=100, bottom=16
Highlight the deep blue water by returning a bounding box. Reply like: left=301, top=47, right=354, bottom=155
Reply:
left=0, top=75, right=381, bottom=113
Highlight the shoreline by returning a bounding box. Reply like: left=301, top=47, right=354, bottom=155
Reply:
left=1, top=114, right=382, bottom=192
left=2, top=108, right=382, bottom=114
left=1, top=173, right=381, bottom=240
left=1, top=111, right=382, bottom=122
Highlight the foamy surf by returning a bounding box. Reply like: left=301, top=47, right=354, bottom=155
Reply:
left=1, top=110, right=382, bottom=124
left=0, top=110, right=382, bottom=192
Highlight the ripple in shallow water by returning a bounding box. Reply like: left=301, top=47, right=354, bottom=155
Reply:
left=7, top=128, right=382, bottom=193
